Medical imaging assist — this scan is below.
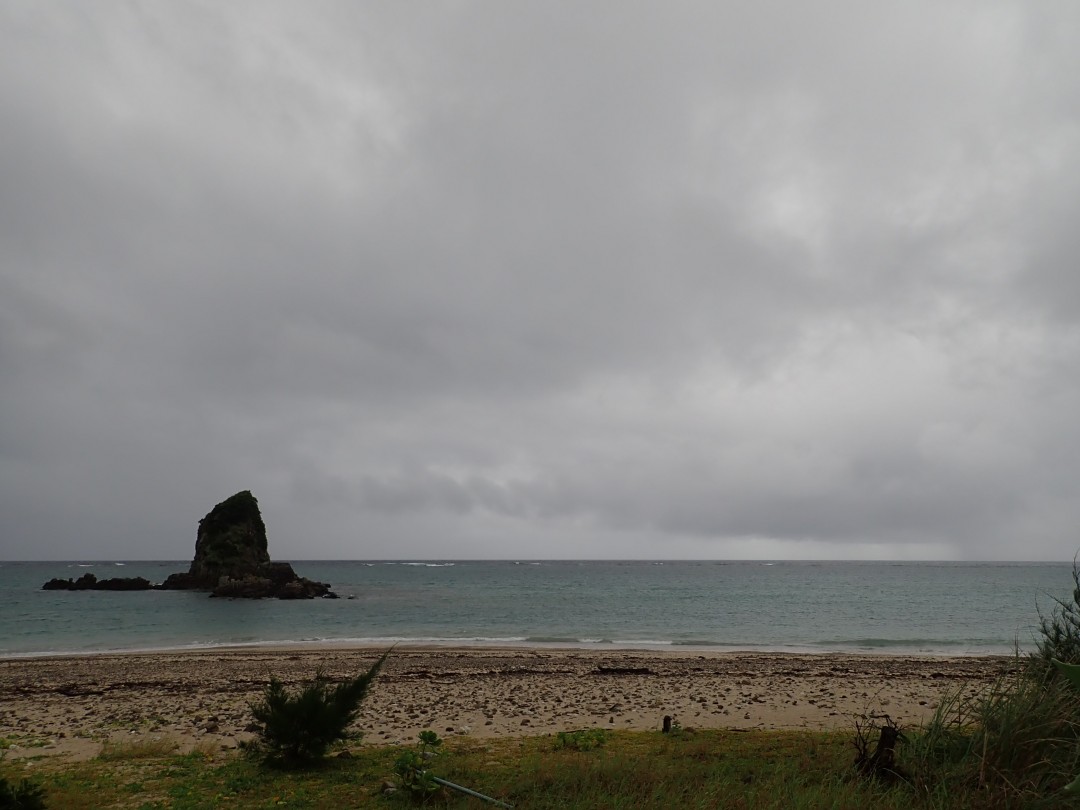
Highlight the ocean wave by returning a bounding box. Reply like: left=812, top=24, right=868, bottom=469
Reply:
left=326, top=636, right=532, bottom=647
left=608, top=639, right=674, bottom=646
left=671, top=640, right=729, bottom=647
left=812, top=637, right=1007, bottom=651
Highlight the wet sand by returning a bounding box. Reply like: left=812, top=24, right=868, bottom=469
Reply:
left=0, top=647, right=1018, bottom=761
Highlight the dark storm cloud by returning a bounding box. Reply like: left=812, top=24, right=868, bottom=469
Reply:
left=2, top=2, right=1079, bottom=560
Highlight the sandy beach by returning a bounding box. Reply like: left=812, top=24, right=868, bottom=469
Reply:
left=0, top=647, right=1018, bottom=762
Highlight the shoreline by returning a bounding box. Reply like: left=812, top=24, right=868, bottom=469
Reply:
left=0, top=646, right=1019, bottom=763
left=0, top=637, right=1028, bottom=661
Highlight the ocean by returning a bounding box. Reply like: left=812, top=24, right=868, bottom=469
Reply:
left=0, top=560, right=1074, bottom=658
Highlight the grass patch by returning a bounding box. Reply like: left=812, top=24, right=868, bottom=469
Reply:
left=96, top=737, right=182, bottom=762
left=901, top=669, right=1080, bottom=808
left=1, top=728, right=1004, bottom=809
left=553, top=728, right=610, bottom=751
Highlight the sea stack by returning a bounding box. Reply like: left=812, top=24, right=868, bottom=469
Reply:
left=160, top=490, right=334, bottom=599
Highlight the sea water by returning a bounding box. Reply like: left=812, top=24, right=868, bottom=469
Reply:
left=0, top=560, right=1074, bottom=657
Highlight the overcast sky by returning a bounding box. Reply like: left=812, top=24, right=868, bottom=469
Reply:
left=3, top=2, right=1079, bottom=561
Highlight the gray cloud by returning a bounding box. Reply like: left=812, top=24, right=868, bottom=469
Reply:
left=3, top=2, right=1080, bottom=561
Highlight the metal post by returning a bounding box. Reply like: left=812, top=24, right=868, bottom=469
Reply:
left=430, top=775, right=514, bottom=808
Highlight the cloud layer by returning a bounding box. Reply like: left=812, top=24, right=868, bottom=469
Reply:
left=3, top=2, right=1080, bottom=560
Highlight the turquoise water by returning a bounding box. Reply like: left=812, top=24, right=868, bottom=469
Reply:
left=0, top=560, right=1074, bottom=657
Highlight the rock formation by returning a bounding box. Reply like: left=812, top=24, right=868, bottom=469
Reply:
left=42, top=573, right=153, bottom=591
left=158, top=490, right=270, bottom=590
left=43, top=491, right=335, bottom=599
left=159, top=490, right=334, bottom=599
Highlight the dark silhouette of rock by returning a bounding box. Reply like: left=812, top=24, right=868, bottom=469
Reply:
left=42, top=573, right=153, bottom=591
left=208, top=561, right=333, bottom=599
left=160, top=490, right=334, bottom=599
left=97, top=576, right=155, bottom=591
left=43, top=491, right=334, bottom=599
left=160, top=490, right=269, bottom=590
left=193, top=490, right=271, bottom=582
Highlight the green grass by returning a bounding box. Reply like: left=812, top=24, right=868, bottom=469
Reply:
left=0, top=728, right=1025, bottom=810
left=96, top=737, right=183, bottom=762
left=900, top=670, right=1080, bottom=809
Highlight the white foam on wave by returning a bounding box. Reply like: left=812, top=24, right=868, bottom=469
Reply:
left=609, top=639, right=674, bottom=646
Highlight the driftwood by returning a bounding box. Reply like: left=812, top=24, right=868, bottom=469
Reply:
left=854, top=713, right=905, bottom=782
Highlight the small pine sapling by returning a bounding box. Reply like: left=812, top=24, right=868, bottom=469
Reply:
left=248, top=649, right=390, bottom=767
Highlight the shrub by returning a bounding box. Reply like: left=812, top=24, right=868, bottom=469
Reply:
left=248, top=649, right=390, bottom=767
left=394, top=730, right=444, bottom=797
left=913, top=669, right=1080, bottom=798
left=897, top=561, right=1080, bottom=804
left=1035, top=563, right=1080, bottom=670
left=553, top=728, right=609, bottom=752
left=0, top=775, right=47, bottom=810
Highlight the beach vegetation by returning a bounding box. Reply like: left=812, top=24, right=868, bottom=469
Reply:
left=886, top=560, right=1080, bottom=807
left=246, top=649, right=390, bottom=768
left=553, top=728, right=609, bottom=751
left=1034, top=562, right=1080, bottom=670
left=0, top=774, right=47, bottom=810
left=0, top=739, right=47, bottom=810
left=1052, top=658, right=1080, bottom=792
left=8, top=729, right=931, bottom=809
left=393, top=730, right=444, bottom=797
left=97, top=737, right=181, bottom=762
left=897, top=666, right=1080, bottom=806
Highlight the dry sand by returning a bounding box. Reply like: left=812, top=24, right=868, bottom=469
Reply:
left=0, top=647, right=1018, bottom=762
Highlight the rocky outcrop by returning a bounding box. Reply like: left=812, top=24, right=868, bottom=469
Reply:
left=160, top=490, right=270, bottom=590
left=43, top=491, right=334, bottom=599
left=158, top=491, right=335, bottom=599
left=209, top=562, right=335, bottom=599
left=42, top=573, right=153, bottom=591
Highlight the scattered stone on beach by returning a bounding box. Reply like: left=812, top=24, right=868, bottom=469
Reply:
left=0, top=648, right=1019, bottom=763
